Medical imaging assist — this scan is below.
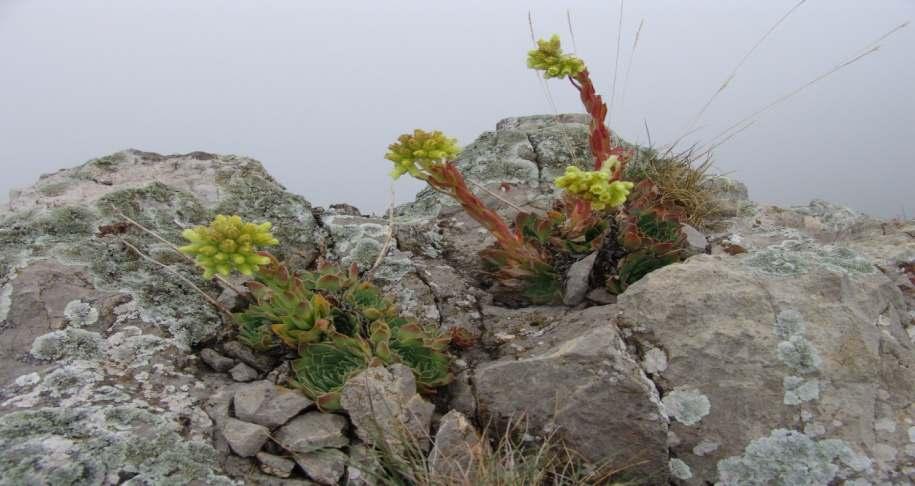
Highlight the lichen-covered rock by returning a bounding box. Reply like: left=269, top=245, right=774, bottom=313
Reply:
left=617, top=226, right=915, bottom=483
left=0, top=406, right=233, bottom=485
left=473, top=305, right=669, bottom=481
left=716, top=428, right=872, bottom=485
left=340, top=364, right=435, bottom=454
left=0, top=149, right=325, bottom=484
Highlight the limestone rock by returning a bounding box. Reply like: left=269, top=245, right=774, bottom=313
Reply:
left=681, top=223, right=709, bottom=255
left=429, top=410, right=491, bottom=483
left=616, top=246, right=915, bottom=483
left=234, top=380, right=313, bottom=429
left=293, top=449, right=347, bottom=485
left=562, top=251, right=596, bottom=306
left=223, top=340, right=276, bottom=372
left=273, top=413, right=349, bottom=454
left=200, top=348, right=235, bottom=372
left=585, top=287, right=616, bottom=305
left=340, top=364, right=435, bottom=453
left=229, top=362, right=260, bottom=382
left=257, top=452, right=296, bottom=478
left=203, top=384, right=241, bottom=428
left=346, top=443, right=381, bottom=486
left=222, top=418, right=270, bottom=457
left=474, top=305, right=669, bottom=481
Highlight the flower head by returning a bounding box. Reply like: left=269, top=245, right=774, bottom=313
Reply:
left=179, top=215, right=278, bottom=278
left=385, top=129, right=461, bottom=180
left=527, top=35, right=586, bottom=79
left=555, top=157, right=634, bottom=210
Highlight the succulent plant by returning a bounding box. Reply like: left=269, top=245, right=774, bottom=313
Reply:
left=220, top=246, right=453, bottom=407
left=479, top=195, right=613, bottom=305
left=173, top=211, right=456, bottom=407
left=179, top=215, right=278, bottom=278
left=607, top=180, right=690, bottom=294
left=235, top=253, right=327, bottom=350
left=292, top=331, right=376, bottom=411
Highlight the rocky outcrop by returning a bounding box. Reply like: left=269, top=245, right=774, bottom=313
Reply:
left=0, top=150, right=323, bottom=484
left=1, top=116, right=913, bottom=485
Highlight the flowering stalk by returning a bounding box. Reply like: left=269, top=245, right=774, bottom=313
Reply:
left=425, top=163, right=536, bottom=259
left=569, top=70, right=630, bottom=177
left=528, top=35, right=632, bottom=196
left=385, top=130, right=545, bottom=264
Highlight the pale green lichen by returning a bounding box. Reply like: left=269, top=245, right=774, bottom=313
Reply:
left=774, top=309, right=805, bottom=340
left=214, top=164, right=321, bottom=265
left=791, top=199, right=861, bottom=232
left=0, top=406, right=233, bottom=485
left=717, top=429, right=871, bottom=486
left=322, top=217, right=386, bottom=267
left=35, top=207, right=98, bottom=237
left=744, top=239, right=874, bottom=276
left=30, top=329, right=105, bottom=362
left=641, top=347, right=669, bottom=374
left=98, top=183, right=208, bottom=240
left=783, top=376, right=820, bottom=405
left=662, top=387, right=711, bottom=426
left=776, top=335, right=821, bottom=374
left=670, top=458, right=693, bottom=480
left=63, top=300, right=99, bottom=328
left=349, top=238, right=384, bottom=268
left=0, top=281, right=12, bottom=323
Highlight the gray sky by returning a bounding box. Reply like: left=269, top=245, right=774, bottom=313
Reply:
left=1, top=0, right=912, bottom=217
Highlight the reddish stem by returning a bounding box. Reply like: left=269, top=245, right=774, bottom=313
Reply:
left=570, top=69, right=630, bottom=179
left=426, top=163, right=540, bottom=261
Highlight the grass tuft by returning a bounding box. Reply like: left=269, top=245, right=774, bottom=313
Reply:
left=356, top=414, right=646, bottom=486
left=624, top=147, right=722, bottom=228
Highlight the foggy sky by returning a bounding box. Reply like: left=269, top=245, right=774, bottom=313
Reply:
left=1, top=0, right=913, bottom=217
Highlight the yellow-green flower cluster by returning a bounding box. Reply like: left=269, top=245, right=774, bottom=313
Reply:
left=385, top=129, right=461, bottom=180
left=179, top=215, right=278, bottom=278
left=555, top=159, right=634, bottom=211
left=527, top=34, right=586, bottom=79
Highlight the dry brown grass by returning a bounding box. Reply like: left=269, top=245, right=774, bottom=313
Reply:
left=624, top=147, right=722, bottom=228
left=356, top=414, right=647, bottom=486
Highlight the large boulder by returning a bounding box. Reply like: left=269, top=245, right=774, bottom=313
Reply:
left=473, top=305, right=670, bottom=482
left=616, top=202, right=915, bottom=484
